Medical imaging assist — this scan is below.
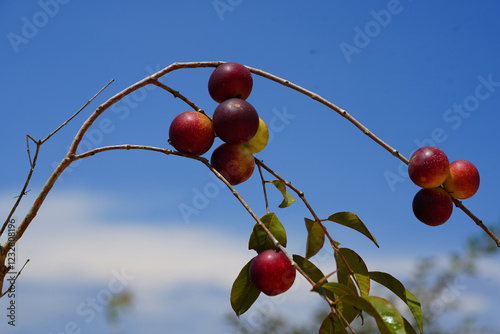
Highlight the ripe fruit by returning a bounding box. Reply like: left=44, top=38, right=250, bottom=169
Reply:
left=168, top=111, right=215, bottom=156
left=208, top=62, right=253, bottom=103
left=443, top=160, right=480, bottom=199
left=249, top=249, right=296, bottom=296
left=412, top=187, right=453, bottom=226
left=213, top=98, right=259, bottom=144
left=244, top=118, right=269, bottom=154
left=408, top=146, right=450, bottom=188
left=210, top=143, right=255, bottom=185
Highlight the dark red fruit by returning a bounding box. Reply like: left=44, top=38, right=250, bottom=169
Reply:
left=208, top=62, right=253, bottom=103
left=213, top=98, right=259, bottom=144
left=412, top=187, right=453, bottom=226
left=408, top=146, right=450, bottom=188
left=168, top=111, right=215, bottom=156
left=210, top=143, right=255, bottom=185
left=249, top=249, right=296, bottom=296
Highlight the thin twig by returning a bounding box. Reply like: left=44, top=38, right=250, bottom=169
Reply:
left=26, top=135, right=35, bottom=167
left=41, top=79, right=114, bottom=144
left=74, top=145, right=178, bottom=160
left=256, top=159, right=364, bottom=295
left=0, top=142, right=40, bottom=238
left=0, top=259, right=29, bottom=298
left=150, top=80, right=210, bottom=120
left=452, top=197, right=500, bottom=246
left=0, top=81, right=113, bottom=243
left=256, top=161, right=270, bottom=214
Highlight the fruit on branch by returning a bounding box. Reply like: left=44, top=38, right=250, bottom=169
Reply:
left=210, top=143, right=255, bottom=185
left=243, top=118, right=269, bottom=153
left=443, top=160, right=480, bottom=199
left=213, top=98, right=259, bottom=144
left=412, top=187, right=453, bottom=226
left=208, top=62, right=253, bottom=103
left=168, top=111, right=215, bottom=156
left=408, top=146, right=450, bottom=188
left=249, top=249, right=296, bottom=296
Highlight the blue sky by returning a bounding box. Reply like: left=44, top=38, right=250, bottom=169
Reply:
left=1, top=1, right=500, bottom=333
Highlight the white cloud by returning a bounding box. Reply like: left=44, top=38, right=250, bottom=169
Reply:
left=1, top=191, right=259, bottom=294
left=1, top=190, right=499, bottom=333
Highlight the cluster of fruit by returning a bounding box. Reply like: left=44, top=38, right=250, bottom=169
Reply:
left=168, top=62, right=269, bottom=185
left=169, top=63, right=294, bottom=296
left=408, top=146, right=480, bottom=226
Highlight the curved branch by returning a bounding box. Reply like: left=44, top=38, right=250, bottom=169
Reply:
left=76, top=144, right=324, bottom=291
left=160, top=61, right=494, bottom=246
left=245, top=66, right=409, bottom=165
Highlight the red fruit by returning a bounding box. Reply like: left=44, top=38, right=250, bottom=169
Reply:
left=208, top=62, right=253, bottom=103
left=210, top=143, right=255, bottom=185
left=213, top=98, right=259, bottom=144
left=408, top=146, right=450, bottom=188
left=168, top=111, right=215, bottom=156
left=249, top=249, right=296, bottom=296
left=412, top=187, right=453, bottom=226
left=443, top=160, right=480, bottom=199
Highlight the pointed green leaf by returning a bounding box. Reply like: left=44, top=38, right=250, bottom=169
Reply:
left=305, top=218, right=326, bottom=259
left=271, top=180, right=296, bottom=208
left=369, top=271, right=423, bottom=334
left=403, top=317, right=418, bottom=334
left=230, top=258, right=261, bottom=316
left=248, top=213, right=286, bottom=253
left=319, top=313, right=349, bottom=334
left=340, top=295, right=406, bottom=334
left=327, top=212, right=379, bottom=247
left=292, top=254, right=326, bottom=285
left=321, top=282, right=357, bottom=302
left=338, top=289, right=362, bottom=325
left=335, top=248, right=370, bottom=297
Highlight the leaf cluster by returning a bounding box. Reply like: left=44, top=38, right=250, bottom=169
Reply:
left=230, top=181, right=423, bottom=334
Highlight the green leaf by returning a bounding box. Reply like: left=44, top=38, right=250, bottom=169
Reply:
left=319, top=313, right=349, bottom=334
left=248, top=213, right=287, bottom=253
left=292, top=254, right=326, bottom=285
left=321, top=282, right=357, bottom=302
left=340, top=295, right=406, bottom=334
left=403, top=317, right=418, bottom=334
left=335, top=248, right=370, bottom=297
left=327, top=212, right=379, bottom=247
left=370, top=271, right=423, bottom=334
left=304, top=218, right=326, bottom=259
left=322, top=282, right=357, bottom=297
left=230, top=258, right=261, bottom=316
left=271, top=180, right=296, bottom=208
